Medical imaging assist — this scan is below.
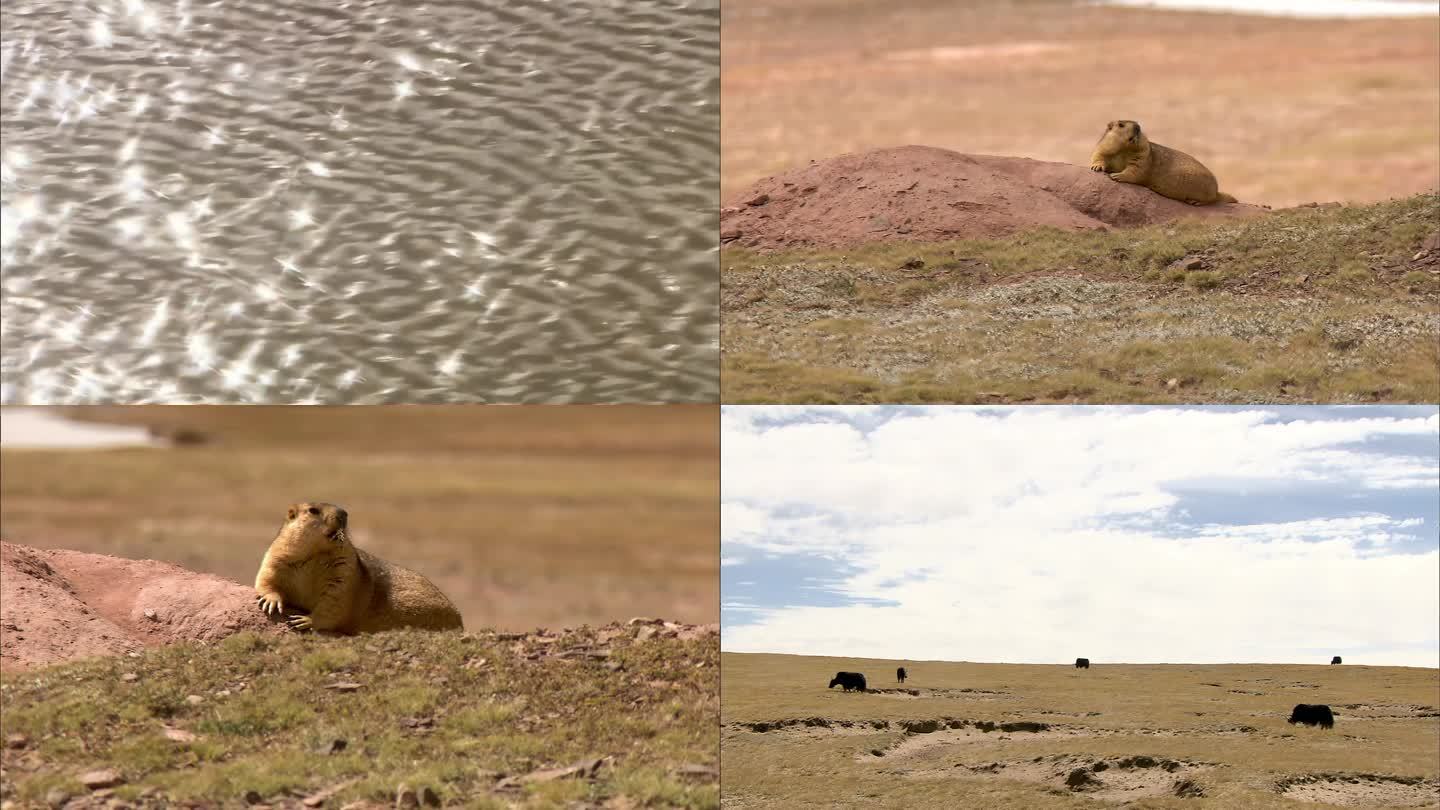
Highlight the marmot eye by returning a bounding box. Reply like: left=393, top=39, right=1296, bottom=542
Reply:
left=308, top=507, right=320, bottom=516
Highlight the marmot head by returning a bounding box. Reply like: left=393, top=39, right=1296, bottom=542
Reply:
left=1101, top=120, right=1144, bottom=146
left=282, top=502, right=350, bottom=548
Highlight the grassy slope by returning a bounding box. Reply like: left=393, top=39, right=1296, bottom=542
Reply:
left=0, top=626, right=718, bottom=809
left=721, top=652, right=1440, bottom=809
left=0, top=406, right=718, bottom=630
left=722, top=194, right=1439, bottom=404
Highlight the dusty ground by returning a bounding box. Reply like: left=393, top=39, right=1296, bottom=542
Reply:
left=721, top=652, right=1440, bottom=809
left=722, top=194, right=1439, bottom=404
left=721, top=0, right=1439, bottom=208
left=0, top=406, right=718, bottom=632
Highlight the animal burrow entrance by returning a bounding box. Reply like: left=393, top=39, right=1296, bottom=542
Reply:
left=925, top=754, right=1215, bottom=803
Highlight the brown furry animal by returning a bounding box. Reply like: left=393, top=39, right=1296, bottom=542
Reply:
left=254, top=502, right=463, bottom=634
left=1089, top=120, right=1237, bottom=206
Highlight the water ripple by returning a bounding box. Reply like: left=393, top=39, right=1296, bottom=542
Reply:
left=1, top=0, right=719, bottom=403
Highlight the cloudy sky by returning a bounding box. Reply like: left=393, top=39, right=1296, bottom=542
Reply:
left=722, top=406, right=1439, bottom=668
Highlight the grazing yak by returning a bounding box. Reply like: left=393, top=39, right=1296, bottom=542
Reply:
left=1331, top=656, right=1342, bottom=665
left=897, top=667, right=907, bottom=684
left=1075, top=658, right=1090, bottom=669
left=1288, top=704, right=1335, bottom=729
left=829, top=671, right=867, bottom=692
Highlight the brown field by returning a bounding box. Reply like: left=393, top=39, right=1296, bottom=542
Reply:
left=0, top=405, right=718, bottom=631
left=721, top=0, right=1440, bottom=208
left=721, top=652, right=1440, bottom=809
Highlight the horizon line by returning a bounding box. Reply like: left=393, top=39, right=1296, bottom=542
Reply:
left=720, top=649, right=1440, bottom=669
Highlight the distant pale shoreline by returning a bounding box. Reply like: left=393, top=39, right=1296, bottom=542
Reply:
left=0, top=408, right=161, bottom=449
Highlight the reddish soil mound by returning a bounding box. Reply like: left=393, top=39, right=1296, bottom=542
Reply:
left=0, top=541, right=287, bottom=673
left=720, top=146, right=1268, bottom=252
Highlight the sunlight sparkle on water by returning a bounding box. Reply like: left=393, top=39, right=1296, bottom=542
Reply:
left=185, top=331, right=215, bottom=369
left=115, top=217, right=144, bottom=240
left=137, top=298, right=170, bottom=346
left=0, top=213, right=17, bottom=250
left=288, top=207, right=314, bottom=229
left=437, top=350, right=463, bottom=377
left=89, top=19, right=113, bottom=48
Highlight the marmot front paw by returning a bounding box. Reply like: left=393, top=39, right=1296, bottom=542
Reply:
left=256, top=593, right=285, bottom=616
left=1090, top=163, right=1106, bottom=172
left=287, top=614, right=314, bottom=632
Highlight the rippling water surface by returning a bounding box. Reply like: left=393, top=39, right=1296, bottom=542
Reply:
left=1, top=0, right=718, bottom=403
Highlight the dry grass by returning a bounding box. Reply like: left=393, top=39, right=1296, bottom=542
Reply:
left=0, top=406, right=718, bottom=631
left=721, top=195, right=1440, bottom=404
left=0, top=626, right=717, bottom=808
left=721, top=0, right=1440, bottom=208
left=721, top=652, right=1440, bottom=809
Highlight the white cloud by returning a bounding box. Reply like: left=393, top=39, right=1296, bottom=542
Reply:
left=722, top=407, right=1440, bottom=667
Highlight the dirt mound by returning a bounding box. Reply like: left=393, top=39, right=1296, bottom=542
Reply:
left=0, top=541, right=288, bottom=673
left=720, top=146, right=1267, bottom=252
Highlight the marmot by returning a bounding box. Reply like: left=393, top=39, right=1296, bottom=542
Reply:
left=1089, top=120, right=1237, bottom=205
left=254, top=502, right=463, bottom=634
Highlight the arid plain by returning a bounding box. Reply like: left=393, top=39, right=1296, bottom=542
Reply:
left=722, top=0, right=1438, bottom=206
left=721, top=653, right=1440, bottom=809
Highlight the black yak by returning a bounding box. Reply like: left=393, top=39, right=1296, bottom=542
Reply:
left=897, top=667, right=907, bottom=683
left=829, top=671, right=867, bottom=692
left=1288, top=704, right=1335, bottom=729
left=1331, top=656, right=1342, bottom=665
left=1075, top=658, right=1090, bottom=669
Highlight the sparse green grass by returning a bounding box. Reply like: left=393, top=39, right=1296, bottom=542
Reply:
left=0, top=628, right=718, bottom=809
left=0, top=406, right=718, bottom=631
left=721, top=652, right=1440, bottom=809
left=722, top=195, right=1440, bottom=404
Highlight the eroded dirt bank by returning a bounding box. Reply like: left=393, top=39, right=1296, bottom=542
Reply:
left=0, top=541, right=289, bottom=673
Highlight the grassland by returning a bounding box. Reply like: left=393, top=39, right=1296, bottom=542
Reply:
left=721, top=0, right=1439, bottom=208
left=0, top=624, right=718, bottom=809
left=721, top=652, right=1440, bottom=809
left=722, top=194, right=1440, bottom=404
left=0, top=405, right=718, bottom=631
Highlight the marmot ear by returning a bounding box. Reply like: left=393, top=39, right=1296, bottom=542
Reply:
left=287, top=506, right=298, bottom=521
left=1130, top=122, right=1141, bottom=142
